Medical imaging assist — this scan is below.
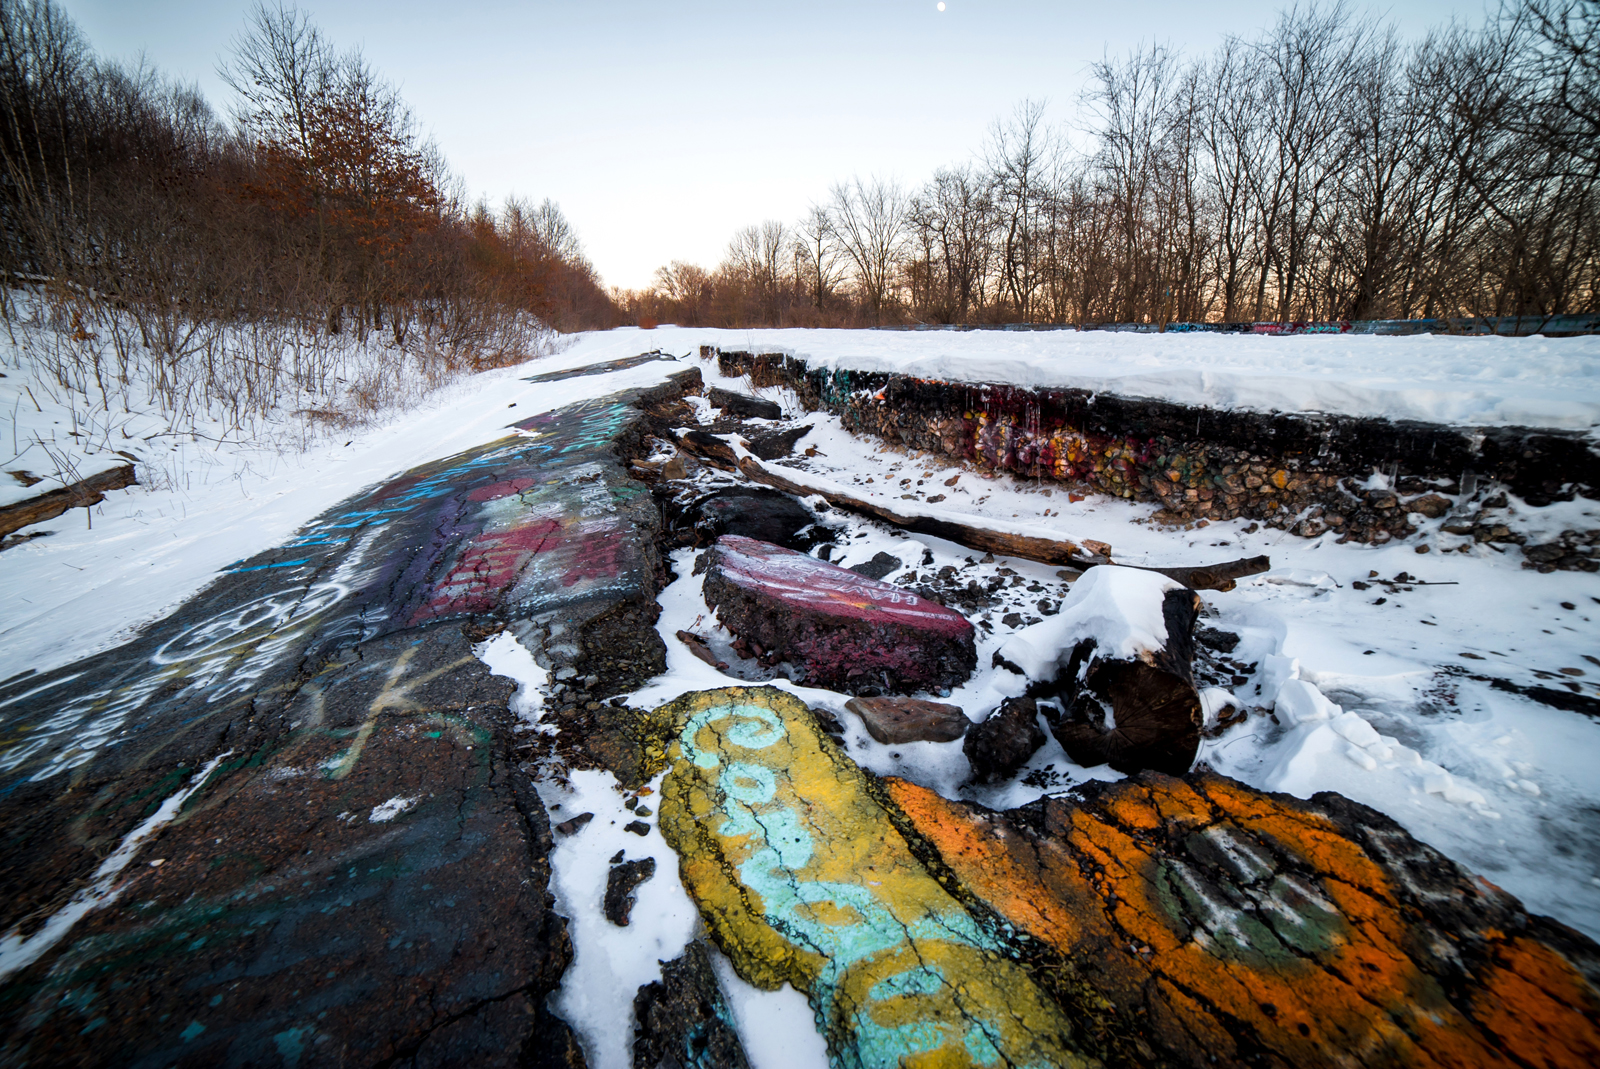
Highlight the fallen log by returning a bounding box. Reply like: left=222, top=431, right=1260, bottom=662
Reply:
left=1139, top=555, right=1270, bottom=592
left=0, top=463, right=136, bottom=538
left=995, top=564, right=1202, bottom=777
left=732, top=446, right=1267, bottom=591
left=733, top=450, right=1113, bottom=567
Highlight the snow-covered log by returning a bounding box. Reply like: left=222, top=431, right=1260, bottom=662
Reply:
left=996, top=565, right=1202, bottom=776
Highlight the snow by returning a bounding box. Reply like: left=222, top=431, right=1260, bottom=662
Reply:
left=531, top=767, right=701, bottom=1069
left=995, top=565, right=1180, bottom=678
left=618, top=325, right=1599, bottom=431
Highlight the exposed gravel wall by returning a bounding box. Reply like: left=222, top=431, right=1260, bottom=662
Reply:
left=710, top=347, right=1599, bottom=567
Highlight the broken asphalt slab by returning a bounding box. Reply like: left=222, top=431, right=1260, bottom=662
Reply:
left=0, top=366, right=700, bottom=1066
left=642, top=685, right=1600, bottom=1069
left=701, top=534, right=977, bottom=695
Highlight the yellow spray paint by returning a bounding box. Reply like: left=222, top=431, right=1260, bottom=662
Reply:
left=654, top=686, right=1089, bottom=1069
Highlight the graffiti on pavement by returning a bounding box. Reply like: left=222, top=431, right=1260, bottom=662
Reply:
left=654, top=687, right=1086, bottom=1069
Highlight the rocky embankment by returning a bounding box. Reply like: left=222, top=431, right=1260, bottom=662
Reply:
left=712, top=347, right=1599, bottom=568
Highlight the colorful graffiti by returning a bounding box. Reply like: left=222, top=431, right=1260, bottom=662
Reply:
left=653, top=687, right=1087, bottom=1069
left=882, top=774, right=1600, bottom=1069
left=702, top=536, right=976, bottom=693
left=0, top=394, right=662, bottom=791
left=707, top=536, right=970, bottom=636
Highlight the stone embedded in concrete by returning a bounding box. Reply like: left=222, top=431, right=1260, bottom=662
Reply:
left=652, top=686, right=1088, bottom=1068
left=701, top=535, right=976, bottom=695
left=881, top=772, right=1600, bottom=1069
left=963, top=695, right=1048, bottom=783
left=707, top=386, right=782, bottom=420
left=632, top=940, right=752, bottom=1069
left=844, top=696, right=969, bottom=744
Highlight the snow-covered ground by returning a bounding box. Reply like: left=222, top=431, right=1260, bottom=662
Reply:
left=5, top=324, right=1599, bottom=1069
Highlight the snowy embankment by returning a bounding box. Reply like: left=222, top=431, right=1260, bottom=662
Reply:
left=469, top=338, right=1599, bottom=1069
left=636, top=325, right=1600, bottom=431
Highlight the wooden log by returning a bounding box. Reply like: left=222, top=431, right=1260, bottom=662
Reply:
left=0, top=463, right=136, bottom=538
left=1138, top=554, right=1270, bottom=592
left=734, top=448, right=1266, bottom=591
left=734, top=451, right=1113, bottom=567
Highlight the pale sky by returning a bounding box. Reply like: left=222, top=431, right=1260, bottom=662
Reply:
left=62, top=1, right=1488, bottom=291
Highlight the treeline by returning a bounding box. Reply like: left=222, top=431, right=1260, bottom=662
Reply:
left=622, top=0, right=1598, bottom=327
left=0, top=0, right=619, bottom=365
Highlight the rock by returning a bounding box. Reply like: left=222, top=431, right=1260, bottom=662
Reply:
left=603, top=856, right=656, bottom=925
left=555, top=812, right=595, bottom=835
left=962, top=695, right=1048, bottom=783
left=1525, top=541, right=1567, bottom=563
left=1195, top=626, right=1240, bottom=653
left=707, top=386, right=782, bottom=420
left=701, top=535, right=976, bottom=695
left=679, top=487, right=824, bottom=551
left=847, top=550, right=902, bottom=580
left=747, top=423, right=813, bottom=460
left=677, top=429, right=738, bottom=468
left=882, top=772, right=1600, bottom=1069
left=844, top=696, right=969, bottom=744
left=632, top=940, right=752, bottom=1069
left=1026, top=567, right=1203, bottom=777
left=651, top=687, right=1086, bottom=1067
left=1406, top=492, right=1452, bottom=517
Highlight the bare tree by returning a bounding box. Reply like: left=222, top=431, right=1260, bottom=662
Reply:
left=794, top=203, right=843, bottom=315
left=985, top=99, right=1054, bottom=318
left=828, top=175, right=907, bottom=322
